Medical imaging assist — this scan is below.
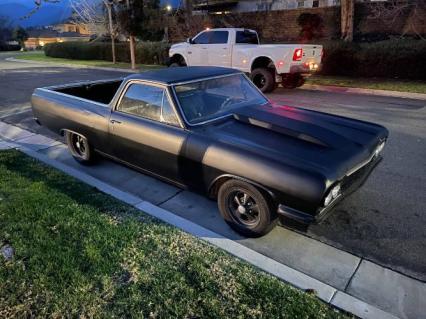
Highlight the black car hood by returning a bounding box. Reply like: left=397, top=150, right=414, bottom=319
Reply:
left=205, top=104, right=388, bottom=180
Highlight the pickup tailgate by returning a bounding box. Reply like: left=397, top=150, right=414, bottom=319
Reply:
left=301, top=45, right=322, bottom=60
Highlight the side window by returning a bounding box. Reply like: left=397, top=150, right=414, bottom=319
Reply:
left=118, top=84, right=163, bottom=121
left=209, top=31, right=228, bottom=44
left=236, top=31, right=259, bottom=44
left=193, top=32, right=210, bottom=44
left=161, top=93, right=180, bottom=127
left=118, top=83, right=180, bottom=126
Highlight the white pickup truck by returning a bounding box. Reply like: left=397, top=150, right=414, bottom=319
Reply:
left=168, top=28, right=323, bottom=93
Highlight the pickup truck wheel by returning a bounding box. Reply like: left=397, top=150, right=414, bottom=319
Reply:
left=169, top=62, right=181, bottom=68
left=65, top=131, right=96, bottom=165
left=218, top=179, right=277, bottom=237
left=251, top=68, right=276, bottom=93
left=282, top=74, right=305, bottom=89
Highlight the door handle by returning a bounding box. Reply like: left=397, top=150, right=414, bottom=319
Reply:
left=110, top=119, right=122, bottom=124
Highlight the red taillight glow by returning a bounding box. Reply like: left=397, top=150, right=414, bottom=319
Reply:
left=293, top=48, right=303, bottom=61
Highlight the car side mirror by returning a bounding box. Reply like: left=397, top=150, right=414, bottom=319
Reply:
left=187, top=37, right=193, bottom=44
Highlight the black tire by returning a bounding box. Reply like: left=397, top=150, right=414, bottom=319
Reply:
left=169, top=62, right=182, bottom=68
left=218, top=179, right=277, bottom=237
left=282, top=74, right=305, bottom=89
left=65, top=131, right=96, bottom=165
left=250, top=68, right=276, bottom=93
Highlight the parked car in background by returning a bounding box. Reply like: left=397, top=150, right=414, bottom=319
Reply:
left=31, top=67, right=388, bottom=237
left=168, top=28, right=323, bottom=93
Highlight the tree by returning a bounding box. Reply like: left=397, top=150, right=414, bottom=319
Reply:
left=12, top=26, right=28, bottom=50
left=341, top=0, right=354, bottom=42
left=297, top=13, right=323, bottom=42
left=69, top=0, right=107, bottom=36
left=368, top=0, right=426, bottom=40
left=115, top=0, right=163, bottom=67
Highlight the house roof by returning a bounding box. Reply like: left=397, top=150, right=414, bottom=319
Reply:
left=126, top=67, right=241, bottom=85
left=27, top=29, right=87, bottom=38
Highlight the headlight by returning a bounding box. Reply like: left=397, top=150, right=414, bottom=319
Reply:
left=374, top=141, right=385, bottom=157
left=324, top=184, right=341, bottom=206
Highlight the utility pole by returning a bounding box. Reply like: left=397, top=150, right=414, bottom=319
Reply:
left=104, top=0, right=116, bottom=63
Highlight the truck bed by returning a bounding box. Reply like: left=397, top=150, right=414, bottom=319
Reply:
left=53, top=79, right=123, bottom=105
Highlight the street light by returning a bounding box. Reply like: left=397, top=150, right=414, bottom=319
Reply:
left=166, top=4, right=172, bottom=11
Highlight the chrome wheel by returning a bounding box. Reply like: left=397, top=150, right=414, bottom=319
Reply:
left=253, top=74, right=266, bottom=90
left=71, top=134, right=87, bottom=158
left=227, top=190, right=260, bottom=227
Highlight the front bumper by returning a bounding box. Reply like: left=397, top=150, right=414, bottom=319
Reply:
left=277, top=155, right=382, bottom=224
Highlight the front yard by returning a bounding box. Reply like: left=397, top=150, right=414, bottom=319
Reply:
left=14, top=52, right=163, bottom=71
left=305, top=75, right=426, bottom=94
left=0, top=150, right=346, bottom=318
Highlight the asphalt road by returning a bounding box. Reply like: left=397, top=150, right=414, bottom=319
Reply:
left=1, top=53, right=425, bottom=281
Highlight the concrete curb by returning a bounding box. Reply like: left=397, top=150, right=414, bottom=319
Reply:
left=0, top=122, right=404, bottom=319
left=5, top=57, right=138, bottom=74
left=300, top=84, right=426, bottom=101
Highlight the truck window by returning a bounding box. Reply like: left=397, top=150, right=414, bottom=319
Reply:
left=209, top=31, right=229, bottom=44
left=236, top=31, right=259, bottom=44
left=193, top=32, right=210, bottom=44
left=117, top=83, right=179, bottom=126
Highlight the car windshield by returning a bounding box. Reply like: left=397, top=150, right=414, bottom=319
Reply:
left=173, top=74, right=268, bottom=125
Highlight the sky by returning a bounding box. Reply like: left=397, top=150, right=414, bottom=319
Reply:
left=0, top=0, right=181, bottom=27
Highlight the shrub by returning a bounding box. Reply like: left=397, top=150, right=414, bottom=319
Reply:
left=44, top=41, right=170, bottom=65
left=297, top=13, right=323, bottom=41
left=0, top=42, right=21, bottom=51
left=320, top=39, right=426, bottom=80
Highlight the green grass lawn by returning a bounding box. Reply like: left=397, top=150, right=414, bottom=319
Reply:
left=0, top=150, right=347, bottom=318
left=306, top=75, right=426, bottom=94
left=14, top=52, right=164, bottom=71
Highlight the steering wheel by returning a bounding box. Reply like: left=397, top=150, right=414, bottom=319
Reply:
left=220, top=97, right=234, bottom=109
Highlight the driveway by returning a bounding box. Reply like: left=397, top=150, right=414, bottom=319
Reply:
left=1, top=54, right=425, bottom=283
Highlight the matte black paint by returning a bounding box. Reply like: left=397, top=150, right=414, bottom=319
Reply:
left=31, top=67, right=389, bottom=222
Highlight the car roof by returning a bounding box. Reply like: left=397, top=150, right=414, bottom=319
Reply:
left=126, top=66, right=242, bottom=85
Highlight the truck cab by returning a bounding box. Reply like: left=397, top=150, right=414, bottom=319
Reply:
left=168, top=28, right=323, bottom=93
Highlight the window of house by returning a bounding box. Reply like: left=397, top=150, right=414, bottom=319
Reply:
left=297, top=0, right=305, bottom=8
left=118, top=84, right=179, bottom=126
left=312, top=0, right=319, bottom=7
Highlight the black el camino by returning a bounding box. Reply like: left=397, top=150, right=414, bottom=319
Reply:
left=31, top=67, right=388, bottom=237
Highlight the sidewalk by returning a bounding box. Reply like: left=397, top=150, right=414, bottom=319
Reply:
left=300, top=84, right=426, bottom=101
left=1, top=121, right=425, bottom=319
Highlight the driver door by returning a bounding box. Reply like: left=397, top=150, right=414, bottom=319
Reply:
left=187, top=31, right=210, bottom=65
left=108, top=81, right=188, bottom=184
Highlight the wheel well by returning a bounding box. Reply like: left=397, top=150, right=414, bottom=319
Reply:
left=251, top=56, right=275, bottom=72
left=170, top=54, right=186, bottom=65
left=209, top=175, right=277, bottom=207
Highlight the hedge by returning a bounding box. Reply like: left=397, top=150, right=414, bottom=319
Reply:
left=0, top=43, right=21, bottom=51
left=44, top=39, right=426, bottom=80
left=319, top=39, right=426, bottom=80
left=44, top=41, right=170, bottom=65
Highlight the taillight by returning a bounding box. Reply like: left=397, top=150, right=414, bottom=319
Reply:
left=293, top=48, right=303, bottom=61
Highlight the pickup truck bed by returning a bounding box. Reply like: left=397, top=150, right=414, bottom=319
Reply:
left=51, top=79, right=123, bottom=105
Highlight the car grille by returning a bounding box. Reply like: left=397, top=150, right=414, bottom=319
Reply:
left=341, top=156, right=379, bottom=194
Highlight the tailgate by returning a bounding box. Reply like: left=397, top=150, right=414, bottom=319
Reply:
left=301, top=45, right=323, bottom=62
